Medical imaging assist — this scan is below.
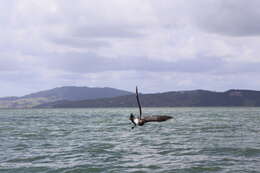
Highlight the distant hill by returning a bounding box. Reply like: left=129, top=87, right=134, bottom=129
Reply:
left=0, top=97, right=18, bottom=101
left=0, top=86, right=132, bottom=108
left=36, top=89, right=260, bottom=108
left=22, top=86, right=132, bottom=100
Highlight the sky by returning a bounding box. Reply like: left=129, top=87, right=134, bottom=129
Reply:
left=1, top=0, right=260, bottom=96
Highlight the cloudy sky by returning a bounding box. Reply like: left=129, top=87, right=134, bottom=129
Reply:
left=1, top=0, right=260, bottom=96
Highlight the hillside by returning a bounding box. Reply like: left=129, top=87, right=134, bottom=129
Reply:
left=0, top=86, right=132, bottom=108
left=36, top=89, right=260, bottom=108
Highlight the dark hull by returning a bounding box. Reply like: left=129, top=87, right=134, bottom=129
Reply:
left=142, top=115, right=172, bottom=122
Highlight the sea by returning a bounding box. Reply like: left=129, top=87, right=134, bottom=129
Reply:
left=0, top=107, right=259, bottom=173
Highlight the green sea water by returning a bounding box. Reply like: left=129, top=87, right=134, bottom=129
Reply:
left=0, top=107, right=259, bottom=173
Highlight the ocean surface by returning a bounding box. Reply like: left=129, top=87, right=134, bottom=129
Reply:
left=0, top=107, right=259, bottom=173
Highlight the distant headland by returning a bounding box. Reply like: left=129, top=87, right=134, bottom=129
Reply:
left=1, top=86, right=260, bottom=108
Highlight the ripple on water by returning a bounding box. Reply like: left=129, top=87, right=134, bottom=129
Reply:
left=0, top=108, right=260, bottom=173
left=199, top=147, right=260, bottom=157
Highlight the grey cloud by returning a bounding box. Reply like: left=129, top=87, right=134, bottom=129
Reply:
left=45, top=51, right=260, bottom=75
left=49, top=36, right=110, bottom=48
left=0, top=71, right=41, bottom=85
left=190, top=0, right=260, bottom=36
left=46, top=26, right=143, bottom=50
left=0, top=56, right=23, bottom=71
left=144, top=57, right=225, bottom=73
left=45, top=51, right=226, bottom=73
left=223, top=62, right=260, bottom=74
left=71, top=26, right=144, bottom=39
left=0, top=1, right=15, bottom=25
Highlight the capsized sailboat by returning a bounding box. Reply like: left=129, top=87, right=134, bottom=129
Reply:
left=129, top=87, right=172, bottom=129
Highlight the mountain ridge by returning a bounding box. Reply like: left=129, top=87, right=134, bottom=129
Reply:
left=36, top=89, right=260, bottom=108
left=0, top=86, right=132, bottom=108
